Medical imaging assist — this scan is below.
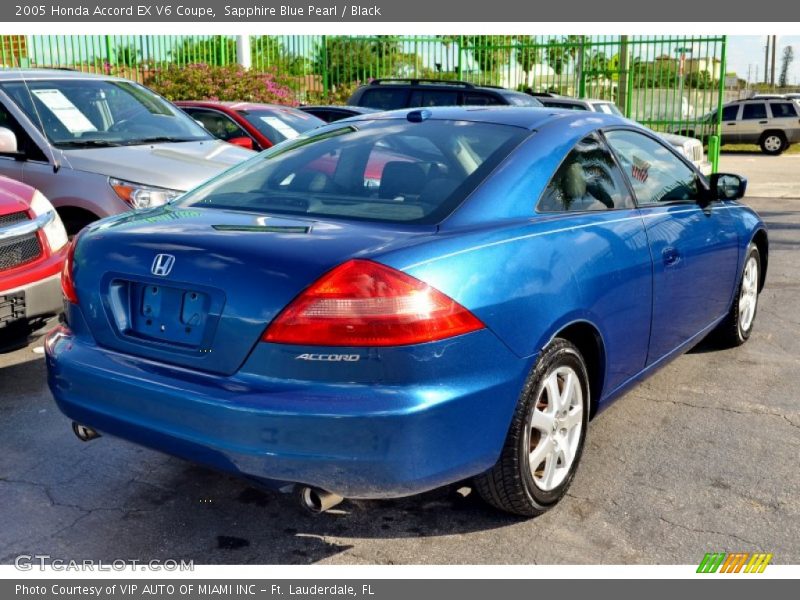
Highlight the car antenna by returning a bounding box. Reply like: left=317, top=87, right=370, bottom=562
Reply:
left=12, top=57, right=61, bottom=173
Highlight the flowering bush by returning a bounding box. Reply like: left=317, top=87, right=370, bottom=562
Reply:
left=145, top=63, right=298, bottom=106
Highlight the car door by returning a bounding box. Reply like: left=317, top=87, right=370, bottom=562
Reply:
left=738, top=102, right=769, bottom=144
left=719, top=104, right=741, bottom=144
left=604, top=129, right=739, bottom=365
left=536, top=133, right=652, bottom=391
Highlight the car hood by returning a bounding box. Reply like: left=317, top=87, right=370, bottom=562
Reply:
left=61, top=140, right=254, bottom=192
left=660, top=132, right=697, bottom=145
left=0, top=175, right=35, bottom=215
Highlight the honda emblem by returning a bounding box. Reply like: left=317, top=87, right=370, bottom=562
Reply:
left=151, top=254, right=175, bottom=277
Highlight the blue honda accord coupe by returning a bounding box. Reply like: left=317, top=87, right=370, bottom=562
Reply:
left=46, top=107, right=767, bottom=516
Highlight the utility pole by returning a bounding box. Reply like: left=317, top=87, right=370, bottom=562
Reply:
left=770, top=35, right=777, bottom=87
left=764, top=36, right=770, bottom=84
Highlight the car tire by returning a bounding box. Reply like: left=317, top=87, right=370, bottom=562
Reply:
left=715, top=243, right=761, bottom=347
left=759, top=132, right=787, bottom=155
left=474, top=338, right=590, bottom=516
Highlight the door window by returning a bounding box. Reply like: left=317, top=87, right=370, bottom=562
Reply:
left=538, top=134, right=633, bottom=212
left=184, top=108, right=249, bottom=143
left=721, top=105, right=739, bottom=120
left=741, top=103, right=768, bottom=120
left=409, top=90, right=459, bottom=107
left=0, top=103, right=47, bottom=162
left=605, top=130, right=700, bottom=206
left=359, top=88, right=408, bottom=110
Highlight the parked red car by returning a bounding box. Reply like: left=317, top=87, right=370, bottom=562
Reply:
left=0, top=176, right=68, bottom=333
left=174, top=101, right=324, bottom=151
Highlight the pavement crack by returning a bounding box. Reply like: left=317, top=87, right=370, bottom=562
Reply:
left=639, top=395, right=800, bottom=432
left=658, top=515, right=763, bottom=550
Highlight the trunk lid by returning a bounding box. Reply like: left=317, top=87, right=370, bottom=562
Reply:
left=73, top=205, right=432, bottom=375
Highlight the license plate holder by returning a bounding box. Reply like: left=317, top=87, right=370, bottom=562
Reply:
left=0, top=291, right=25, bottom=328
left=129, top=282, right=209, bottom=346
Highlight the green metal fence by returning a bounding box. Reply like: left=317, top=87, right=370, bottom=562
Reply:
left=0, top=34, right=728, bottom=166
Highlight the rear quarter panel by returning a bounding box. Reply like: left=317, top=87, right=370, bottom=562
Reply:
left=378, top=209, right=653, bottom=406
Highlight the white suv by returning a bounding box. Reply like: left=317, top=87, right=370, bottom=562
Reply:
left=680, top=98, right=800, bottom=155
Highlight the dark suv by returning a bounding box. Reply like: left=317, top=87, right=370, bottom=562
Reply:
left=347, top=79, right=542, bottom=110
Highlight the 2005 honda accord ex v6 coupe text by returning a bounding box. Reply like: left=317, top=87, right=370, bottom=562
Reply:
left=46, top=107, right=767, bottom=516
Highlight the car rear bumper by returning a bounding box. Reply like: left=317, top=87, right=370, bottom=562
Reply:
left=0, top=272, right=62, bottom=328
left=45, top=324, right=528, bottom=498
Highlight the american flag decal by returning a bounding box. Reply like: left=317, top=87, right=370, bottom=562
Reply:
left=632, top=156, right=651, bottom=183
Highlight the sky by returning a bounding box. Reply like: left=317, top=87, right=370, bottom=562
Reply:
left=727, top=36, right=799, bottom=85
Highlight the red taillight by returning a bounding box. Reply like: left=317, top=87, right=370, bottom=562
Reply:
left=263, top=259, right=484, bottom=347
left=61, top=238, right=79, bottom=304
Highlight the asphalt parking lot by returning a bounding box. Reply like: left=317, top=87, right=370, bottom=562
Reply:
left=1, top=156, right=799, bottom=565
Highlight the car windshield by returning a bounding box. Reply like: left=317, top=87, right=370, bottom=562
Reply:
left=178, top=119, right=528, bottom=224
left=0, top=78, right=211, bottom=148
left=238, top=108, right=324, bottom=144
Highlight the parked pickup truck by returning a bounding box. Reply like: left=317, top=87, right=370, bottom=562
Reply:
left=0, top=174, right=68, bottom=333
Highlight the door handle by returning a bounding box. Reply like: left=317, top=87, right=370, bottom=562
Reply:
left=662, top=247, right=680, bottom=266
left=759, top=120, right=768, bottom=124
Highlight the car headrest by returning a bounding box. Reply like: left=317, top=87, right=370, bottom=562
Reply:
left=379, top=161, right=426, bottom=199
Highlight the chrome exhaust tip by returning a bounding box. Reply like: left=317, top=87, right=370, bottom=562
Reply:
left=71, top=422, right=100, bottom=442
left=297, top=486, right=344, bottom=513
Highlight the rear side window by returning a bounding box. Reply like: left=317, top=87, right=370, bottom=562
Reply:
left=359, top=88, right=408, bottom=110
left=721, top=105, right=739, bottom=120
left=179, top=120, right=528, bottom=225
left=770, top=102, right=798, bottom=118
left=742, top=103, right=768, bottom=120
left=538, top=134, right=633, bottom=212
left=605, top=129, right=699, bottom=206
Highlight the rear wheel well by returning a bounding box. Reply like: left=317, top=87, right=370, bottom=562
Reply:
left=760, top=129, right=787, bottom=142
left=553, top=322, right=605, bottom=419
left=752, top=229, right=768, bottom=291
left=57, top=206, right=99, bottom=237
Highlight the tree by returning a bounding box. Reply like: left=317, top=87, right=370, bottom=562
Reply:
left=515, top=37, right=541, bottom=87
left=461, top=35, right=514, bottom=84
left=169, top=37, right=236, bottom=66
left=779, top=45, right=795, bottom=88
left=251, top=36, right=307, bottom=76
left=545, top=36, right=582, bottom=75
left=312, top=36, right=402, bottom=88
left=684, top=70, right=713, bottom=89
left=115, top=43, right=140, bottom=67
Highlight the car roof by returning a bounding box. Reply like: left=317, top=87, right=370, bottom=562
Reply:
left=0, top=68, right=128, bottom=82
left=300, top=105, right=380, bottom=113
left=337, top=105, right=630, bottom=131
left=175, top=100, right=302, bottom=112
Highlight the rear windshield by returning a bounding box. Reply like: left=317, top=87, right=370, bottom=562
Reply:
left=178, top=119, right=528, bottom=224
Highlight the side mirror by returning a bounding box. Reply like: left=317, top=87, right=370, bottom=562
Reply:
left=710, top=173, right=747, bottom=201
left=228, top=136, right=254, bottom=150
left=0, top=126, right=19, bottom=154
